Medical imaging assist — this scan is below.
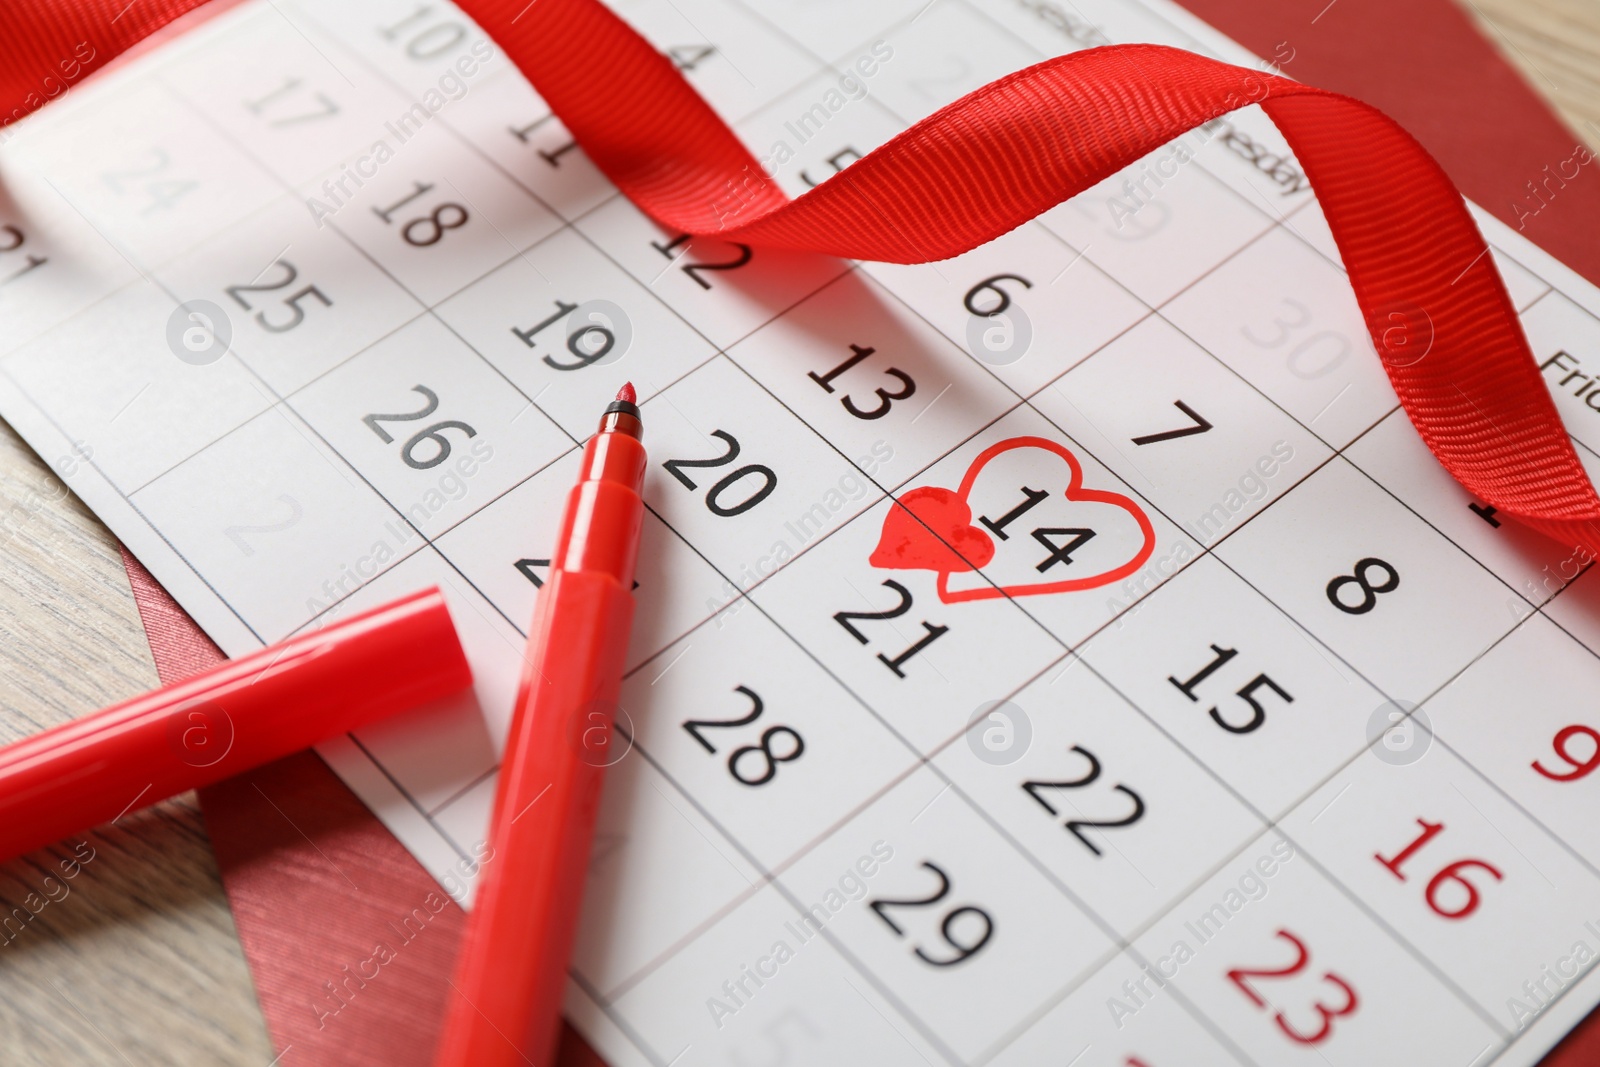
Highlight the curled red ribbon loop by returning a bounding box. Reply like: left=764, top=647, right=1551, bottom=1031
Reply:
left=5, top=0, right=1598, bottom=554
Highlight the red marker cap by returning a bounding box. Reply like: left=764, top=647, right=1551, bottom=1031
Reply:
left=0, top=587, right=472, bottom=862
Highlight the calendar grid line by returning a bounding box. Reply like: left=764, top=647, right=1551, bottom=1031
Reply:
left=149, top=77, right=594, bottom=491
left=1070, top=600, right=1522, bottom=1034
left=9, top=4, right=1600, bottom=1064
left=1157, top=293, right=1398, bottom=451
left=966, top=841, right=1275, bottom=1067
left=728, top=0, right=961, bottom=82
left=1281, top=840, right=1519, bottom=1041
left=14, top=90, right=345, bottom=279
left=310, top=6, right=930, bottom=459
left=1173, top=550, right=1600, bottom=1045
left=0, top=138, right=470, bottom=651
left=635, top=228, right=1415, bottom=894
left=578, top=731, right=980, bottom=1064
left=617, top=511, right=1508, bottom=1065
left=566, top=966, right=668, bottom=1067
left=593, top=736, right=926, bottom=997
left=807, top=175, right=1402, bottom=667
left=1372, top=618, right=1600, bottom=890
left=923, top=766, right=1288, bottom=1061
left=891, top=236, right=1361, bottom=649
left=0, top=360, right=270, bottom=647
left=345, top=731, right=483, bottom=867
left=1019, top=195, right=1393, bottom=471
left=152, top=78, right=693, bottom=656
left=778, top=276, right=1588, bottom=1058
left=156, top=40, right=601, bottom=457
left=118, top=302, right=435, bottom=496
left=988, top=609, right=1530, bottom=1052
left=1090, top=0, right=1220, bottom=56
left=1495, top=251, right=1558, bottom=312
left=422, top=759, right=501, bottom=819
left=281, top=8, right=1600, bottom=1066
left=591, top=490, right=1359, bottom=1054
left=649, top=380, right=1064, bottom=628
left=1519, top=559, right=1598, bottom=647
left=623, top=385, right=1066, bottom=667
left=609, top=582, right=1345, bottom=1067
left=583, top=524, right=1134, bottom=1020
left=1519, top=285, right=1559, bottom=318
left=1342, top=446, right=1547, bottom=607
left=1413, top=763, right=1600, bottom=1063
left=281, top=0, right=889, bottom=384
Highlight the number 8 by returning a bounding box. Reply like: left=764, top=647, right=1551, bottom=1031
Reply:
left=403, top=203, right=469, bottom=247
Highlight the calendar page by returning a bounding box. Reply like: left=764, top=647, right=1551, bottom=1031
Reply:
left=6, top=0, right=1600, bottom=1063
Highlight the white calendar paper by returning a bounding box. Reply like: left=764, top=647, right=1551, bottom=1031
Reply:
left=6, top=1, right=1600, bottom=1063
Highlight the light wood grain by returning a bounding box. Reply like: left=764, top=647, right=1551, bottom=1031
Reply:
left=1466, top=0, right=1600, bottom=144
left=0, top=3, right=1594, bottom=1064
left=0, top=420, right=275, bottom=1065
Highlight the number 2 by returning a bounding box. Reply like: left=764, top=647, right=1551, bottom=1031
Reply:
left=223, top=494, right=303, bottom=556
left=663, top=430, right=777, bottom=517
left=1021, top=745, right=1146, bottom=856
left=651, top=233, right=752, bottom=289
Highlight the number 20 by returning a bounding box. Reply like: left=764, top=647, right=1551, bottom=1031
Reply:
left=663, top=431, right=776, bottom=517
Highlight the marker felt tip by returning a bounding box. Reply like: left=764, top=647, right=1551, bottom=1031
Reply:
left=436, top=385, right=646, bottom=1067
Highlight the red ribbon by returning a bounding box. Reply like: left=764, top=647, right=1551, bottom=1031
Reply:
left=6, top=0, right=1599, bottom=555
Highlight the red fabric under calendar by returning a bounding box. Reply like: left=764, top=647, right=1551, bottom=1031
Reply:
left=56, top=0, right=1600, bottom=1064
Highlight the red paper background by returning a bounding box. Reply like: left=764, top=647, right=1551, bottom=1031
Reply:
left=1183, top=0, right=1600, bottom=283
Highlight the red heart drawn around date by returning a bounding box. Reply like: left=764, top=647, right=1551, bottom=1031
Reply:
left=872, top=436, right=1156, bottom=605
left=870, top=486, right=995, bottom=573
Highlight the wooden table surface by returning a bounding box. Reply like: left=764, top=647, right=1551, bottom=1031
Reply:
left=0, top=2, right=1596, bottom=1063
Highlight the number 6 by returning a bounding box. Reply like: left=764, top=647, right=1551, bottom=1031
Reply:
left=402, top=420, right=476, bottom=470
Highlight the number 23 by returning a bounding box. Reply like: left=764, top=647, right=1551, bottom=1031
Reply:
left=1228, top=929, right=1358, bottom=1045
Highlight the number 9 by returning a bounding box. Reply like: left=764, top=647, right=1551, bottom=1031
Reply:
left=914, top=905, right=994, bottom=967
left=1533, top=724, right=1600, bottom=781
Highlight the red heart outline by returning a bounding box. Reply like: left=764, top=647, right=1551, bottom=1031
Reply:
left=932, top=435, right=1156, bottom=604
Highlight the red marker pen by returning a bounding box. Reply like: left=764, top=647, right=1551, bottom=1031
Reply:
left=436, top=384, right=646, bottom=1067
left=0, top=587, right=472, bottom=862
